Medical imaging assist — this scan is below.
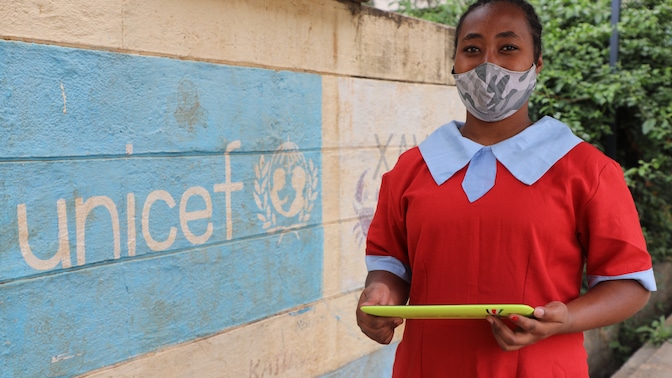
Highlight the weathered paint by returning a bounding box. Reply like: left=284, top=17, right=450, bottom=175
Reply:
left=0, top=0, right=456, bottom=85
left=330, top=77, right=464, bottom=293
left=80, top=293, right=397, bottom=378
left=0, top=1, right=466, bottom=376
left=320, top=342, right=398, bottom=378
left=1, top=234, right=322, bottom=377
left=0, top=41, right=321, bottom=158
left=0, top=40, right=323, bottom=377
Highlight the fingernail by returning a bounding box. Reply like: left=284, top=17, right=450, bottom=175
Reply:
left=511, top=316, right=519, bottom=322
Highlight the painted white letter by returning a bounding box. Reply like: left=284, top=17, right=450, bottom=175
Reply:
left=17, top=200, right=72, bottom=270
left=142, top=190, right=177, bottom=251
left=214, top=141, right=244, bottom=240
left=75, top=196, right=121, bottom=266
left=127, top=193, right=136, bottom=257
left=180, top=186, right=213, bottom=245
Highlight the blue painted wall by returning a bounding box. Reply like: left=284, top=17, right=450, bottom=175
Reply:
left=0, top=40, right=323, bottom=377
left=320, top=342, right=397, bottom=378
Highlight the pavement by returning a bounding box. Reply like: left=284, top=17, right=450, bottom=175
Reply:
left=611, top=315, right=672, bottom=378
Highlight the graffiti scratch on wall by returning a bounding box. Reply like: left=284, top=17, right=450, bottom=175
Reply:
left=353, top=133, right=420, bottom=245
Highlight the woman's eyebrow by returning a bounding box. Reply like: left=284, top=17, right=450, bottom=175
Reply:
left=462, top=31, right=521, bottom=42
left=496, top=31, right=521, bottom=39
left=462, top=33, right=483, bottom=42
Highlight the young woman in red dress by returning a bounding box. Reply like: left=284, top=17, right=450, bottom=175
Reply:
left=356, top=1, right=656, bottom=376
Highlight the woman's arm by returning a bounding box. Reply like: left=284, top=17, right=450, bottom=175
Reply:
left=487, top=279, right=650, bottom=351
left=356, top=270, right=411, bottom=344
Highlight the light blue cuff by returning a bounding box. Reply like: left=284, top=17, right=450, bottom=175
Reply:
left=365, top=255, right=411, bottom=283
left=587, top=268, right=657, bottom=292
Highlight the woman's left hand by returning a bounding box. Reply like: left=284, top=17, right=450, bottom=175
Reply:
left=486, top=301, right=570, bottom=351
left=487, top=280, right=651, bottom=351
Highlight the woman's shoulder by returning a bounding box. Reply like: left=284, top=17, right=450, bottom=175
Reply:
left=386, top=146, right=426, bottom=175
left=379, top=147, right=433, bottom=190
left=556, top=141, right=629, bottom=201
left=564, top=141, right=621, bottom=173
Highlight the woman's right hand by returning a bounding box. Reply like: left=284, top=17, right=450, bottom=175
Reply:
left=356, top=270, right=410, bottom=344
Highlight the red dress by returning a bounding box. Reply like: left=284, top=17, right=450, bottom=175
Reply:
left=366, top=142, right=653, bottom=377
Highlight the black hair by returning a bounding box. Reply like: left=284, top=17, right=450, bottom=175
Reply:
left=454, top=0, right=543, bottom=62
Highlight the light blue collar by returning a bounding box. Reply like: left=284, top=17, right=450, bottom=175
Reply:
left=418, top=116, right=582, bottom=186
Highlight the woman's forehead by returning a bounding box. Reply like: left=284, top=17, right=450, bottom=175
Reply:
left=458, top=2, right=530, bottom=39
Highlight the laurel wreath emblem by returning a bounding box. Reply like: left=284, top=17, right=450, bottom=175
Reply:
left=253, top=154, right=318, bottom=232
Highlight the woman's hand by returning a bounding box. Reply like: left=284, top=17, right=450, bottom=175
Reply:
left=356, top=270, right=410, bottom=344
left=487, top=279, right=650, bottom=351
left=487, top=302, right=570, bottom=351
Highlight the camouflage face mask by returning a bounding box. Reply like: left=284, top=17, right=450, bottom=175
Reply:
left=453, top=62, right=537, bottom=122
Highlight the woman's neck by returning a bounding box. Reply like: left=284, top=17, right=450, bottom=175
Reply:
left=459, top=107, right=534, bottom=146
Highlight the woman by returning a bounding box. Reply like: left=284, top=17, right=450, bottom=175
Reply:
left=355, top=0, right=656, bottom=376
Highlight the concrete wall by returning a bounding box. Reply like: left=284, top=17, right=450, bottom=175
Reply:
left=0, top=1, right=463, bottom=377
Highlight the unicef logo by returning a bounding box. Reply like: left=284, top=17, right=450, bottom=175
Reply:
left=254, top=141, right=318, bottom=234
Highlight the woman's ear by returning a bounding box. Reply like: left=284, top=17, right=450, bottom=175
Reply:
left=535, top=55, right=544, bottom=73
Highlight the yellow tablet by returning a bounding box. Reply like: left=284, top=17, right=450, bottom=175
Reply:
left=360, top=304, right=534, bottom=319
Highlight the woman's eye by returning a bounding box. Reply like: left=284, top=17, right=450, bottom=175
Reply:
left=501, top=45, right=518, bottom=52
left=463, top=46, right=480, bottom=53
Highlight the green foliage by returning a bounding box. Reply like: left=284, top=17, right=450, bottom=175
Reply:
left=395, top=0, right=672, bottom=262
left=635, top=315, right=672, bottom=346
left=610, top=315, right=647, bottom=365
left=391, top=0, right=468, bottom=26
left=614, top=1, right=672, bottom=261
left=610, top=297, right=672, bottom=364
